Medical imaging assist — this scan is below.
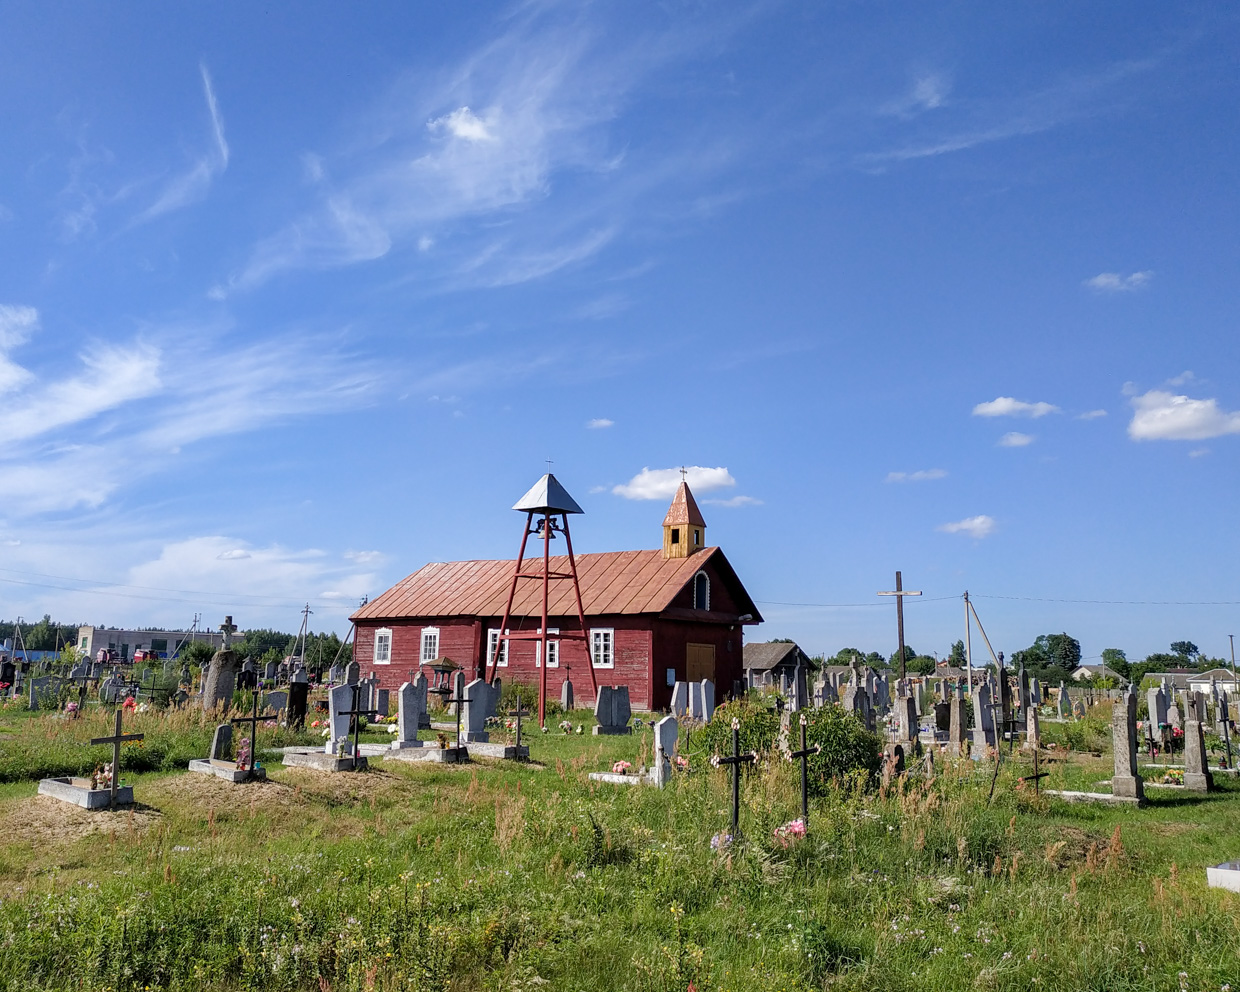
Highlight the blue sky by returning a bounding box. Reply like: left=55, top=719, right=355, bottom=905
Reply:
left=1, top=2, right=1238, bottom=664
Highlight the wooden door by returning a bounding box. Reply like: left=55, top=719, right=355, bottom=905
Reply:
left=686, top=643, right=716, bottom=683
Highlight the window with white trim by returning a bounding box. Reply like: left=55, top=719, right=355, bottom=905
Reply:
left=420, top=627, right=439, bottom=663
left=536, top=628, right=560, bottom=668
left=591, top=628, right=614, bottom=668
left=693, top=571, right=710, bottom=611
left=374, top=628, right=393, bottom=665
left=487, top=628, right=509, bottom=667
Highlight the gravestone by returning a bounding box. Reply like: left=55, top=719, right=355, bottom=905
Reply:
left=1029, top=677, right=1042, bottom=707
left=210, top=723, right=233, bottom=761
left=686, top=681, right=704, bottom=720
left=560, top=676, right=574, bottom=710
left=933, top=701, right=951, bottom=734
left=1056, top=682, right=1070, bottom=719
left=669, top=681, right=688, bottom=717
left=376, top=688, right=390, bottom=717
left=264, top=661, right=278, bottom=681
left=948, top=686, right=968, bottom=756
left=459, top=678, right=495, bottom=743
left=1147, top=683, right=1168, bottom=738
left=972, top=681, right=996, bottom=749
left=1072, top=698, right=1086, bottom=720
left=291, top=667, right=308, bottom=684
left=593, top=685, right=632, bottom=734
left=99, top=675, right=123, bottom=705
left=652, top=715, right=678, bottom=787
left=393, top=681, right=425, bottom=749
left=345, top=661, right=360, bottom=685
left=263, top=690, right=289, bottom=714
left=202, top=648, right=242, bottom=712
left=1111, top=686, right=1144, bottom=801
left=70, top=660, right=90, bottom=680
left=700, top=679, right=716, bottom=722
left=1024, top=697, right=1041, bottom=749
left=325, top=683, right=353, bottom=754
left=141, top=667, right=152, bottom=685
left=329, top=664, right=344, bottom=684
left=895, top=691, right=918, bottom=747
left=413, top=672, right=431, bottom=729
left=287, top=681, right=309, bottom=728
left=1183, top=714, right=1214, bottom=792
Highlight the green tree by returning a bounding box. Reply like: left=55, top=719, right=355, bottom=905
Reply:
left=1100, top=647, right=1130, bottom=678
left=906, top=655, right=936, bottom=676
left=1170, top=640, right=1199, bottom=661
left=948, top=639, right=967, bottom=666
left=178, top=640, right=215, bottom=667
left=237, top=628, right=295, bottom=663
left=1011, top=632, right=1081, bottom=682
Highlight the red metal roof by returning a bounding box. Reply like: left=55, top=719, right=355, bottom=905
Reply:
left=351, top=547, right=760, bottom=622
left=662, top=482, right=706, bottom=527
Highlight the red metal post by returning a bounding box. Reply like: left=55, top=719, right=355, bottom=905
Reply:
left=561, top=516, right=598, bottom=700
left=488, top=512, right=534, bottom=683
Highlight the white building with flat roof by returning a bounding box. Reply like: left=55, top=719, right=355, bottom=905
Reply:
left=77, top=626, right=233, bottom=662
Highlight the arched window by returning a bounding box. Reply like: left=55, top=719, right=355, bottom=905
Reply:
left=693, top=571, right=710, bottom=611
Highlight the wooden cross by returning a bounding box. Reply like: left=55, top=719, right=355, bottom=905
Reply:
left=508, top=701, right=530, bottom=754
left=340, top=683, right=379, bottom=769
left=444, top=687, right=473, bottom=749
left=90, top=707, right=144, bottom=807
left=711, top=717, right=756, bottom=834
left=230, top=688, right=279, bottom=778
left=789, top=713, right=821, bottom=827
left=877, top=570, right=922, bottom=679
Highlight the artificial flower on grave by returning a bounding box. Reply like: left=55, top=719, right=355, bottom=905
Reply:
left=674, top=755, right=690, bottom=771
left=612, top=760, right=633, bottom=775
left=559, top=720, right=573, bottom=734
left=65, top=701, right=79, bottom=716
left=122, top=696, right=137, bottom=711
left=773, top=818, right=807, bottom=849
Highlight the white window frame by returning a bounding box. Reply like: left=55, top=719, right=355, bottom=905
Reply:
left=374, top=627, right=393, bottom=665
left=693, top=571, right=711, bottom=611
left=536, top=628, right=560, bottom=668
left=591, top=628, right=614, bottom=669
left=419, top=627, right=440, bottom=664
left=488, top=628, right=509, bottom=668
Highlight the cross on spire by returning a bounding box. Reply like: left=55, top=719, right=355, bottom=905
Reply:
left=680, top=465, right=688, bottom=481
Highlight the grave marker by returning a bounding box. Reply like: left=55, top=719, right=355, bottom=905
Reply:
left=711, top=717, right=756, bottom=834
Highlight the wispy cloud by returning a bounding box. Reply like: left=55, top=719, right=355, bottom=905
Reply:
left=998, top=432, right=1035, bottom=447
left=1128, top=389, right=1240, bottom=441
left=937, top=515, right=996, bottom=539
left=1166, top=370, right=1195, bottom=386
left=586, top=418, right=614, bottom=429
left=1077, top=409, right=1108, bottom=420
left=613, top=466, right=735, bottom=500
left=882, top=73, right=951, bottom=118
left=131, top=63, right=230, bottom=225
left=885, top=468, right=947, bottom=483
left=1085, top=270, right=1152, bottom=292
left=973, top=397, right=1059, bottom=419
left=702, top=494, right=762, bottom=508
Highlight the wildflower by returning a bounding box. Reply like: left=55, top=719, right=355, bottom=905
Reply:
left=711, top=831, right=734, bottom=851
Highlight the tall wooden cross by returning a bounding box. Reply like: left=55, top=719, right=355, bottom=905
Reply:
left=789, top=713, right=821, bottom=827
left=341, top=683, right=379, bottom=770
left=711, top=717, right=756, bottom=834
left=89, top=707, right=144, bottom=807
left=508, top=701, right=530, bottom=755
left=878, top=570, right=922, bottom=679
left=230, top=688, right=279, bottom=779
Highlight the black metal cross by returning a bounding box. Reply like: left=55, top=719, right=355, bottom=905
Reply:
left=508, top=701, right=530, bottom=754
left=340, top=683, right=379, bottom=769
left=1018, top=746, right=1049, bottom=797
left=711, top=717, right=756, bottom=834
left=444, top=687, right=473, bottom=748
left=230, top=688, right=279, bottom=779
left=789, top=713, right=821, bottom=827
left=89, top=707, right=144, bottom=807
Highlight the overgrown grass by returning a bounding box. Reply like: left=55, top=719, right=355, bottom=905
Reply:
left=0, top=707, right=1238, bottom=990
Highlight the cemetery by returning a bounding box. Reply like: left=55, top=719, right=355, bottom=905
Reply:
left=1, top=634, right=1238, bottom=992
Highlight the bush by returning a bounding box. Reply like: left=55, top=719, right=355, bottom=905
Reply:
left=689, top=701, right=881, bottom=796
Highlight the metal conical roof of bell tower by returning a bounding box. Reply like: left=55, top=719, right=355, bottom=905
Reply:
left=512, top=473, right=584, bottom=514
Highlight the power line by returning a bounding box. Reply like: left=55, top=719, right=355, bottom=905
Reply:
left=974, top=594, right=1240, bottom=607
left=756, top=595, right=959, bottom=608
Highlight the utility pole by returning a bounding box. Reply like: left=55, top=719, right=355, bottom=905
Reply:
left=964, top=591, right=974, bottom=694
left=1230, top=634, right=1237, bottom=701
left=878, top=571, right=922, bottom=679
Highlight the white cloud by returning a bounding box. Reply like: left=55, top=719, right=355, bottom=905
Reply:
left=613, top=466, right=736, bottom=500
left=998, top=432, right=1034, bottom=447
left=1189, top=448, right=1209, bottom=458
left=937, top=515, right=996, bottom=539
left=132, top=63, right=230, bottom=225
left=0, top=304, right=38, bottom=350
left=1166, top=370, right=1195, bottom=386
left=586, top=418, right=614, bottom=429
left=1127, top=389, right=1240, bottom=441
left=702, top=495, right=763, bottom=508
left=885, top=468, right=948, bottom=483
left=1077, top=409, right=1108, bottom=420
left=427, top=106, right=497, bottom=142
left=972, top=397, right=1059, bottom=418
left=1084, top=270, right=1152, bottom=292
left=883, top=73, right=950, bottom=117
left=216, top=549, right=251, bottom=560
left=344, top=550, right=384, bottom=564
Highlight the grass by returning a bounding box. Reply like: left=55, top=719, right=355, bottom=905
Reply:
left=0, top=703, right=1238, bottom=991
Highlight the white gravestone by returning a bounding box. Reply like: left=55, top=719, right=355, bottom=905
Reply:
left=326, top=684, right=353, bottom=755
left=652, top=715, right=678, bottom=787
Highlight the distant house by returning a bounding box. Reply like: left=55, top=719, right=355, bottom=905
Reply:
left=1143, top=670, right=1196, bottom=692
left=744, top=641, right=813, bottom=700
left=1188, top=668, right=1240, bottom=694
left=1072, top=664, right=1128, bottom=685
left=934, top=664, right=968, bottom=679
